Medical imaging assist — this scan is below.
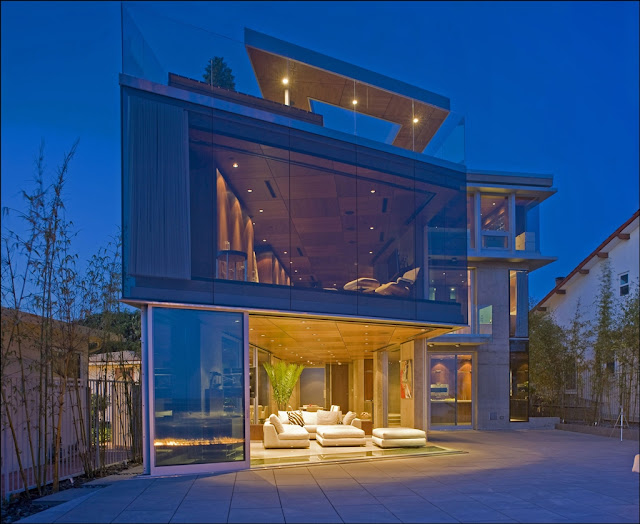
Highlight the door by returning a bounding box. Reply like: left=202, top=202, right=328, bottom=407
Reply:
left=429, top=353, right=473, bottom=428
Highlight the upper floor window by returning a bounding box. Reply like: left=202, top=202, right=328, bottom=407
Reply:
left=467, top=194, right=476, bottom=250
left=481, top=195, right=509, bottom=249
left=620, top=272, right=629, bottom=296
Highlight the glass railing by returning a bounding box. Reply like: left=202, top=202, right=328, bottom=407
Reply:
left=122, top=2, right=465, bottom=165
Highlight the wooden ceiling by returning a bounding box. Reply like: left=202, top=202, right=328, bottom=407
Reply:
left=249, top=314, right=448, bottom=362
left=189, top=132, right=449, bottom=290
left=246, top=47, right=449, bottom=153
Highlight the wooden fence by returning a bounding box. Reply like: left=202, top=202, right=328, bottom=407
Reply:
left=1, top=378, right=141, bottom=499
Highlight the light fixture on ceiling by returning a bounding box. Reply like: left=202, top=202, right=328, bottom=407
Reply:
left=247, top=189, right=253, bottom=193
left=369, top=226, right=374, bottom=230
left=284, top=251, right=288, bottom=254
left=232, top=162, right=239, bottom=168
left=369, top=251, right=373, bottom=254
left=370, top=189, right=376, bottom=194
left=259, top=209, right=264, bottom=213
left=262, top=239, right=267, bottom=242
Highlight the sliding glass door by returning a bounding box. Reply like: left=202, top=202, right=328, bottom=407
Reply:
left=150, top=307, right=249, bottom=474
left=429, top=353, right=473, bottom=428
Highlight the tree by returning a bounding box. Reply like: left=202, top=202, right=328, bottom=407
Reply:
left=613, top=282, right=639, bottom=423
left=263, top=361, right=304, bottom=411
left=590, top=261, right=617, bottom=423
left=528, top=307, right=566, bottom=414
left=203, top=56, right=236, bottom=90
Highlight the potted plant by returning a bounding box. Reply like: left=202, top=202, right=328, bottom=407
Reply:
left=263, top=361, right=305, bottom=411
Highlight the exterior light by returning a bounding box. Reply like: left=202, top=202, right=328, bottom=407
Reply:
left=413, top=117, right=419, bottom=124
left=232, top=162, right=239, bottom=168
left=282, top=77, right=289, bottom=85
left=284, top=251, right=288, bottom=254
left=352, top=99, right=358, bottom=105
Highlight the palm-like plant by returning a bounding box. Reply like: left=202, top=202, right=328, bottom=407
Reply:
left=263, top=361, right=305, bottom=411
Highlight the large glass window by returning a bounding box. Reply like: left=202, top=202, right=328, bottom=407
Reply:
left=152, top=308, right=245, bottom=467
left=467, top=194, right=476, bottom=250
left=480, top=195, right=509, bottom=249
left=509, top=270, right=528, bottom=338
left=429, top=354, right=472, bottom=427
left=123, top=89, right=467, bottom=325
left=515, top=197, right=540, bottom=252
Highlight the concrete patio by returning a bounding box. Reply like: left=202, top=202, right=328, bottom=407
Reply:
left=18, top=429, right=639, bottom=523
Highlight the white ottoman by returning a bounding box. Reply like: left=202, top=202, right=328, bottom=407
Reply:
left=316, top=425, right=366, bottom=447
left=372, top=427, right=427, bottom=448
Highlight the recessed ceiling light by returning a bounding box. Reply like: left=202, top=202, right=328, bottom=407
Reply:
left=262, top=239, right=267, bottom=242
left=369, top=251, right=373, bottom=254
left=370, top=189, right=376, bottom=194
left=247, top=189, right=253, bottom=193
left=284, top=251, right=288, bottom=254
left=259, top=209, right=264, bottom=213
left=232, top=162, right=239, bottom=168
left=369, top=226, right=374, bottom=230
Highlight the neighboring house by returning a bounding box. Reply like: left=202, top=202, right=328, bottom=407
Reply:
left=534, top=210, right=639, bottom=421
left=120, top=14, right=556, bottom=477
left=89, top=350, right=141, bottom=383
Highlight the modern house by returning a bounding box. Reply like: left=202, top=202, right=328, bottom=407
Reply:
left=121, top=10, right=555, bottom=476
left=534, top=210, right=639, bottom=422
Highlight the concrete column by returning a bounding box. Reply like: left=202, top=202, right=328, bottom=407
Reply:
left=373, top=351, right=387, bottom=428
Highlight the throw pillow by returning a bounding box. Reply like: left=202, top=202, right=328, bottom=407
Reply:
left=316, top=410, right=339, bottom=425
left=269, top=414, right=285, bottom=434
left=343, top=411, right=357, bottom=426
left=287, top=410, right=305, bottom=426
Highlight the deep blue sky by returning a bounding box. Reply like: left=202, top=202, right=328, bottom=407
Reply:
left=2, top=1, right=638, bottom=302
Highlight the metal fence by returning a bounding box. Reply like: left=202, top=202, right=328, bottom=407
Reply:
left=1, top=378, right=141, bottom=499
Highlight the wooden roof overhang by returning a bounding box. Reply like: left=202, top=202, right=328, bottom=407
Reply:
left=245, top=29, right=451, bottom=153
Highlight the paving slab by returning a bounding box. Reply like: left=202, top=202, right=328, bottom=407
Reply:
left=16, top=428, right=640, bottom=523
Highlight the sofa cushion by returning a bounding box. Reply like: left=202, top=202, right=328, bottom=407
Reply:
left=372, top=427, right=426, bottom=439
left=287, top=410, right=305, bottom=426
left=302, top=411, right=317, bottom=425
left=278, top=425, right=309, bottom=440
left=316, top=410, right=339, bottom=425
left=269, top=414, right=285, bottom=434
left=317, top=425, right=365, bottom=439
left=343, top=411, right=357, bottom=426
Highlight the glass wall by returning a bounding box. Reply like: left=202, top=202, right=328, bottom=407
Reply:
left=249, top=346, right=272, bottom=424
left=152, top=308, right=245, bottom=468
left=121, top=3, right=465, bottom=164
left=429, top=354, right=473, bottom=427
left=509, top=270, right=528, bottom=338
left=515, top=198, right=540, bottom=252
left=467, top=194, right=476, bottom=250
left=509, top=341, right=529, bottom=422
left=122, top=88, right=468, bottom=325
left=480, top=195, right=509, bottom=249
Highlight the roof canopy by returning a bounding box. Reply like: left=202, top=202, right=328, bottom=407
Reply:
left=245, top=28, right=450, bottom=153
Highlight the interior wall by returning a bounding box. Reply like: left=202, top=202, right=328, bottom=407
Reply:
left=299, top=367, right=325, bottom=406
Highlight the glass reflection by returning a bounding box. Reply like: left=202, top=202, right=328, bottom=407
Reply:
left=153, top=308, right=245, bottom=466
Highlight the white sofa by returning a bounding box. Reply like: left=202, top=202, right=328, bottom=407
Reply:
left=276, top=410, right=362, bottom=439
left=263, top=420, right=310, bottom=449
